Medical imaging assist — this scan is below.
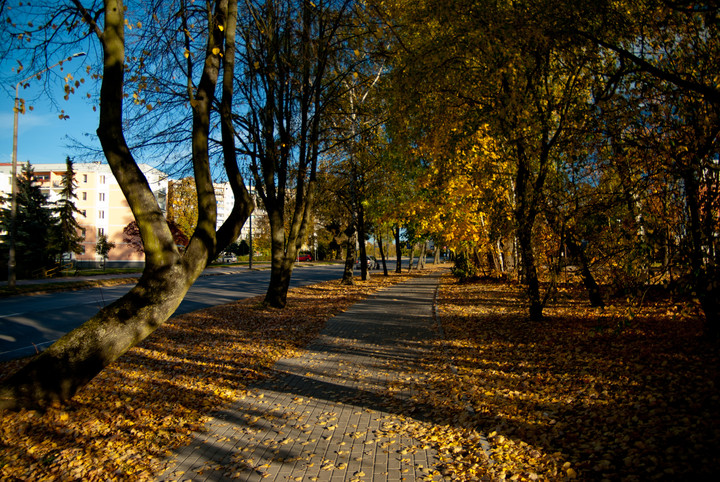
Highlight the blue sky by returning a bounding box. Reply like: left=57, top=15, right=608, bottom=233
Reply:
left=0, top=63, right=102, bottom=166
left=0, top=2, right=103, bottom=167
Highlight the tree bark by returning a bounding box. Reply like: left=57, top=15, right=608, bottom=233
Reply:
left=566, top=234, right=604, bottom=307
left=341, top=228, right=356, bottom=285
left=0, top=0, right=251, bottom=409
left=514, top=140, right=545, bottom=321
left=418, top=242, right=426, bottom=269
left=394, top=224, right=402, bottom=273
left=357, top=203, right=369, bottom=280
left=378, top=231, right=389, bottom=276
left=682, top=163, right=720, bottom=338
left=264, top=205, right=294, bottom=307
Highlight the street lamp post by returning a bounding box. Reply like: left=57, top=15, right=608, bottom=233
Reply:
left=248, top=177, right=253, bottom=270
left=7, top=52, right=86, bottom=287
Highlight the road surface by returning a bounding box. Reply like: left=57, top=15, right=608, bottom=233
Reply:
left=0, top=263, right=347, bottom=361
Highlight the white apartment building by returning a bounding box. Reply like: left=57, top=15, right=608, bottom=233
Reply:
left=1, top=161, right=168, bottom=268
left=1, top=163, right=262, bottom=268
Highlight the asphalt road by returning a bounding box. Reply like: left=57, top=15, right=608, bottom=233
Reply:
left=0, top=263, right=347, bottom=361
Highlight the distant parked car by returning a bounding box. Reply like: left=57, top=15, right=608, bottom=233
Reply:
left=298, top=252, right=313, bottom=261
left=355, top=255, right=378, bottom=270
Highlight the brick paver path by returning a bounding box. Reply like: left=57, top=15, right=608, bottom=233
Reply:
left=159, top=270, right=443, bottom=482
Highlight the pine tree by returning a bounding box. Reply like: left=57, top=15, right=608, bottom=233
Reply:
left=0, top=163, right=58, bottom=278
left=51, top=157, right=85, bottom=262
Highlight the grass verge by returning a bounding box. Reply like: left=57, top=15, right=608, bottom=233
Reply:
left=0, top=278, right=140, bottom=298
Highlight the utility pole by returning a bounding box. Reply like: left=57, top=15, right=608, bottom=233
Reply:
left=7, top=52, right=86, bottom=287
left=248, top=175, right=253, bottom=270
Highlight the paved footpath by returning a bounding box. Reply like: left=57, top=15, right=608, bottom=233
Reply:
left=159, top=270, right=445, bottom=482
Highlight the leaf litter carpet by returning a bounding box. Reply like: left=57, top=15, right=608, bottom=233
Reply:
left=160, top=272, right=447, bottom=481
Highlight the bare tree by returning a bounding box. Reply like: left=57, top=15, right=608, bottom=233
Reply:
left=232, top=0, right=353, bottom=307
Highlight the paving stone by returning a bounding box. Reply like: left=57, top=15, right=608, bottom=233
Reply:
left=158, top=271, right=444, bottom=482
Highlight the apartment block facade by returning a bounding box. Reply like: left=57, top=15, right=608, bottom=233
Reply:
left=2, top=162, right=262, bottom=269
left=1, top=161, right=168, bottom=268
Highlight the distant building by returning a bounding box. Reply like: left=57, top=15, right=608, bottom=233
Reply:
left=1, top=161, right=168, bottom=268
left=1, top=162, right=262, bottom=269
left=218, top=182, right=263, bottom=242
left=168, top=177, right=263, bottom=247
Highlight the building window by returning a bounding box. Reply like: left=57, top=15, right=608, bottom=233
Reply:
left=100, top=175, right=106, bottom=184
left=98, top=228, right=105, bottom=236
left=82, top=192, right=87, bottom=200
left=99, top=192, right=105, bottom=202
left=99, top=210, right=105, bottom=219
left=83, top=174, right=87, bottom=183
left=81, top=228, right=86, bottom=237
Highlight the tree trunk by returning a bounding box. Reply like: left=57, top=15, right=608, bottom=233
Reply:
left=407, top=244, right=415, bottom=273
left=357, top=203, right=369, bottom=280
left=515, top=141, right=543, bottom=321
left=0, top=264, right=198, bottom=408
left=378, top=231, right=388, bottom=276
left=682, top=164, right=720, bottom=338
left=0, top=0, right=252, bottom=409
left=566, top=234, right=604, bottom=308
left=394, top=225, right=402, bottom=273
left=341, top=229, right=356, bottom=285
left=264, top=206, right=295, bottom=308
left=247, top=0, right=323, bottom=309
left=491, top=243, right=504, bottom=274
left=517, top=216, right=542, bottom=320
left=473, top=246, right=483, bottom=275
left=418, top=242, right=426, bottom=269
left=265, top=258, right=294, bottom=308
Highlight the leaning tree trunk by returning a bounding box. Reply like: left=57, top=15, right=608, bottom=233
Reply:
left=0, top=0, right=251, bottom=409
left=566, top=234, right=604, bottom=308
left=418, top=242, right=427, bottom=269
left=407, top=244, right=416, bottom=273
left=0, top=261, right=200, bottom=409
left=378, top=231, right=388, bottom=276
